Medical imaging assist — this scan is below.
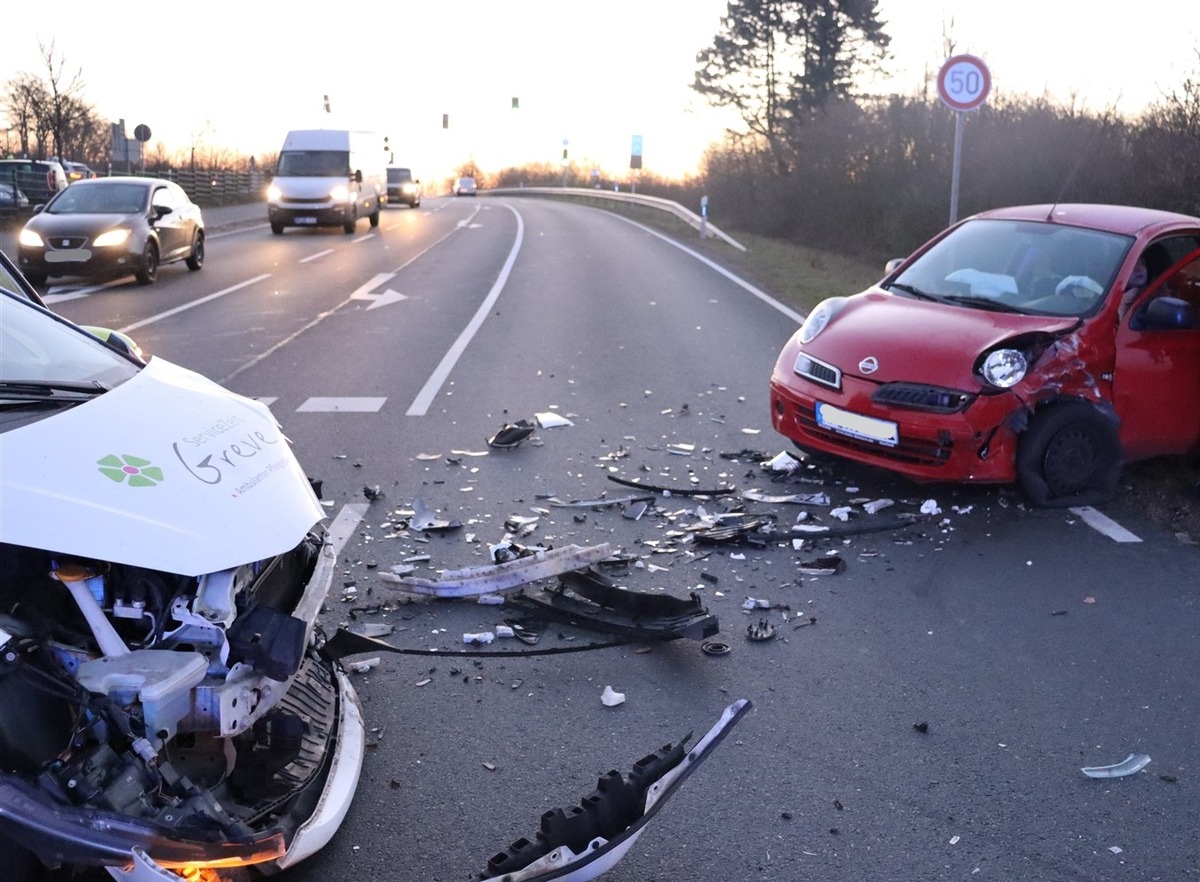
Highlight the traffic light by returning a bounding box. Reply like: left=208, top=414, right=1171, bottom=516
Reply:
left=512, top=97, right=519, bottom=109
left=442, top=113, right=449, bottom=129
left=323, top=94, right=331, bottom=113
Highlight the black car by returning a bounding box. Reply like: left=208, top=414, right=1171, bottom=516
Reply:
left=17, top=176, right=205, bottom=286
left=0, top=158, right=68, bottom=206
left=386, top=166, right=421, bottom=207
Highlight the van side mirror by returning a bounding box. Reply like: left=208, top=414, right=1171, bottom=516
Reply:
left=353, top=170, right=363, bottom=183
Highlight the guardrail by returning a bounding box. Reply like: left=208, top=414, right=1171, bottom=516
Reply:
left=483, top=186, right=746, bottom=252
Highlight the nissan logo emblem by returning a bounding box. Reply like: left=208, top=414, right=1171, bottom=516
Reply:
left=859, top=356, right=879, bottom=374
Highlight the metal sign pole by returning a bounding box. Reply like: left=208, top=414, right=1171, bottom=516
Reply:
left=949, top=111, right=964, bottom=225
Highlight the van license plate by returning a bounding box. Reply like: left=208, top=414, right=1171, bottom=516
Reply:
left=295, top=217, right=316, bottom=225
left=815, top=402, right=898, bottom=447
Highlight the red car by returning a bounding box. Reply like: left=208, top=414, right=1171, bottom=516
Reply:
left=770, top=203, right=1200, bottom=506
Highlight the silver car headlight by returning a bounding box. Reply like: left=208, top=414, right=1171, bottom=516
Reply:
left=980, top=348, right=1027, bottom=388
left=799, top=297, right=848, bottom=344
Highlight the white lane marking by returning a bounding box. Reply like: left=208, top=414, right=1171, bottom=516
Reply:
left=42, top=291, right=91, bottom=304
left=406, top=204, right=523, bottom=416
left=606, top=212, right=806, bottom=324
left=218, top=201, right=487, bottom=385
left=117, top=274, right=272, bottom=334
left=349, top=272, right=407, bottom=310
left=1069, top=506, right=1142, bottom=542
left=326, top=504, right=368, bottom=556
left=301, top=249, right=335, bottom=263
left=296, top=397, right=387, bottom=413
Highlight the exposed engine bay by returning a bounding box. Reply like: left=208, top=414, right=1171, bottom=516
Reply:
left=0, top=528, right=347, bottom=872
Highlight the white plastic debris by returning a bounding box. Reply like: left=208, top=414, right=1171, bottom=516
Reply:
left=534, top=412, right=574, bottom=428
left=476, top=594, right=506, bottom=606
left=494, top=625, right=516, bottom=639
left=463, top=631, right=495, bottom=645
left=742, top=597, right=770, bottom=610
left=920, top=499, right=942, bottom=515
left=1081, top=753, right=1151, bottom=778
left=830, top=506, right=852, bottom=521
left=601, top=685, right=626, bottom=707
left=347, top=657, right=381, bottom=674
left=863, top=498, right=894, bottom=514
left=763, top=451, right=801, bottom=472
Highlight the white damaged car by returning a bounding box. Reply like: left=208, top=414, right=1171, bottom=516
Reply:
left=0, top=266, right=748, bottom=882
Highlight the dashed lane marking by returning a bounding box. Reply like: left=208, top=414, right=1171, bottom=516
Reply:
left=1069, top=506, right=1142, bottom=543
left=295, top=397, right=387, bottom=412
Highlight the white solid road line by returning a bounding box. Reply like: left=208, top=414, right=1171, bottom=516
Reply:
left=405, top=203, right=524, bottom=416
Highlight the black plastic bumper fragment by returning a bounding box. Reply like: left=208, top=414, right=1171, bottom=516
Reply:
left=510, top=569, right=719, bottom=641
left=483, top=699, right=751, bottom=880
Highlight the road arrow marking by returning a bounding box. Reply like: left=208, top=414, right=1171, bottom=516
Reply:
left=350, top=272, right=408, bottom=310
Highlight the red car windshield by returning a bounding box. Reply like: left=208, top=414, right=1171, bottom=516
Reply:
left=889, top=218, right=1133, bottom=318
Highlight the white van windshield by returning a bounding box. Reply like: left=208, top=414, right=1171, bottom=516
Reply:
left=276, top=150, right=350, bottom=177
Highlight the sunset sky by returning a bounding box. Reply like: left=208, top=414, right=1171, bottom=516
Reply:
left=3, top=1, right=1197, bottom=184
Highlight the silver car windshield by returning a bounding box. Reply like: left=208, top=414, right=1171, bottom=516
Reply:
left=889, top=219, right=1134, bottom=317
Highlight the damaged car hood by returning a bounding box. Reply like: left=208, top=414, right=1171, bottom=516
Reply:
left=809, top=291, right=1078, bottom=386
left=0, top=357, right=324, bottom=576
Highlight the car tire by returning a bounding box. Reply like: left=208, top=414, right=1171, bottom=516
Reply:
left=1016, top=401, right=1121, bottom=507
left=271, top=221, right=284, bottom=235
left=343, top=214, right=356, bottom=234
left=369, top=207, right=380, bottom=227
left=185, top=231, right=204, bottom=271
left=134, top=241, right=159, bottom=286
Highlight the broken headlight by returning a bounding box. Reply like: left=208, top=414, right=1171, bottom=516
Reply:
left=979, top=348, right=1027, bottom=389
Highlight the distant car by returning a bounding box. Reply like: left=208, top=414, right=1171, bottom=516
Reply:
left=0, top=181, right=29, bottom=213
left=386, top=166, right=421, bottom=207
left=770, top=203, right=1200, bottom=507
left=17, top=176, right=205, bottom=286
left=55, top=159, right=96, bottom=182
left=0, top=158, right=68, bottom=206
left=456, top=176, right=478, bottom=196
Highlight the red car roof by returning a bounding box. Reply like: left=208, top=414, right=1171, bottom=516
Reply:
left=971, top=203, right=1200, bottom=236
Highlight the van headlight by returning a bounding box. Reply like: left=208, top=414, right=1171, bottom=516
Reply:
left=799, top=297, right=848, bottom=344
left=979, top=348, right=1027, bottom=388
left=267, top=184, right=281, bottom=202
left=330, top=185, right=350, bottom=203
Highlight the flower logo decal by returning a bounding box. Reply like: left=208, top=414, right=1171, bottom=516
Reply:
left=98, top=454, right=164, bottom=488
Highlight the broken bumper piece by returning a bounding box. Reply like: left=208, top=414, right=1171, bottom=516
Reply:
left=510, top=568, right=720, bottom=641
left=484, top=698, right=751, bottom=881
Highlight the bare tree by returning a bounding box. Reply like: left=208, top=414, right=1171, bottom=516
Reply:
left=38, top=40, right=87, bottom=162
left=2, top=73, right=47, bottom=156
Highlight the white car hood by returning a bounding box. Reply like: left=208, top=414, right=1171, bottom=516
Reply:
left=0, top=357, right=324, bottom=577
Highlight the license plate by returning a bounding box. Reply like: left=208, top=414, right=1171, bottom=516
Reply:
left=815, top=402, right=898, bottom=447
left=46, top=248, right=91, bottom=263
left=294, top=216, right=316, bottom=225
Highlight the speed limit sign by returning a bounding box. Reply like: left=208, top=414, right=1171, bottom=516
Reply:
left=937, top=54, right=991, bottom=112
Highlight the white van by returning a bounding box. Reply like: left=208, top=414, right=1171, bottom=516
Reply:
left=267, top=129, right=386, bottom=234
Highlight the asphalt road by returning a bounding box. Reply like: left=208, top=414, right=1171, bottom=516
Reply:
left=16, top=197, right=1198, bottom=882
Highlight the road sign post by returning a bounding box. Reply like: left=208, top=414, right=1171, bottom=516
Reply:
left=937, top=54, right=991, bottom=225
